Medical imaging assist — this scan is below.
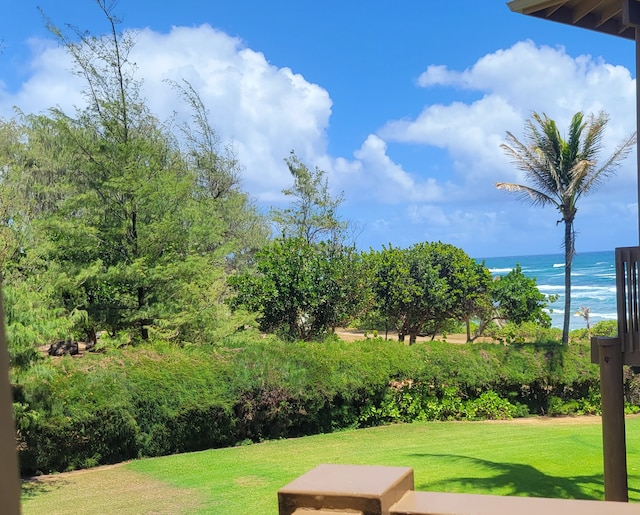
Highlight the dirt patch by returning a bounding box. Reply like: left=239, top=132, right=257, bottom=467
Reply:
left=481, top=415, right=604, bottom=426
left=335, top=328, right=494, bottom=344
left=22, top=463, right=201, bottom=515
left=234, top=475, right=269, bottom=487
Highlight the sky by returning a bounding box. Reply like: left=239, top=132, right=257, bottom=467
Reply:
left=1, top=1, right=639, bottom=259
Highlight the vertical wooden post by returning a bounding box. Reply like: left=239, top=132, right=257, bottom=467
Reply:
left=636, top=26, right=640, bottom=243
left=595, top=336, right=628, bottom=502
left=0, top=283, right=20, bottom=513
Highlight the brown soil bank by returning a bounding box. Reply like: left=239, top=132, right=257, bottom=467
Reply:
left=335, top=328, right=494, bottom=344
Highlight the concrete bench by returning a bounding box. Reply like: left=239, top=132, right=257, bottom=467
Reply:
left=279, top=464, right=640, bottom=515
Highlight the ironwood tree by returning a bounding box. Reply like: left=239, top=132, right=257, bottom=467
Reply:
left=1, top=1, right=268, bottom=349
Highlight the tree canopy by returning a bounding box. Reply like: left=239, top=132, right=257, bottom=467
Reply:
left=365, top=242, right=492, bottom=344
left=229, top=237, right=368, bottom=341
left=270, top=152, right=347, bottom=244
left=0, top=2, right=267, bottom=351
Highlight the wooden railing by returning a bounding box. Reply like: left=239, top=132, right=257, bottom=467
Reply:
left=616, top=247, right=640, bottom=364
left=278, top=464, right=640, bottom=515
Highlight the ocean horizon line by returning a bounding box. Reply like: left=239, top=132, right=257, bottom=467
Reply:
left=477, top=248, right=613, bottom=261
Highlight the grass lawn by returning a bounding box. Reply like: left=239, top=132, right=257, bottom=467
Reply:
left=22, top=416, right=640, bottom=513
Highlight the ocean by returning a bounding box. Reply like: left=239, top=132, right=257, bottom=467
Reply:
left=480, top=250, right=616, bottom=330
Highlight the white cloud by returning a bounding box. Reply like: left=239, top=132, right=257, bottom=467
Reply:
left=352, top=41, right=638, bottom=254
left=332, top=134, right=446, bottom=204
left=132, top=25, right=333, bottom=200
left=0, top=24, right=332, bottom=201
left=376, top=41, right=637, bottom=216
left=1, top=32, right=637, bottom=256
left=0, top=39, right=83, bottom=117
left=379, top=95, right=521, bottom=191
left=417, top=40, right=635, bottom=121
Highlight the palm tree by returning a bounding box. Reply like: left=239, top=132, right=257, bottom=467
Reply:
left=497, top=111, right=635, bottom=344
left=576, top=306, right=592, bottom=339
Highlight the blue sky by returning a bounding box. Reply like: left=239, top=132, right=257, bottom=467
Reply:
left=1, top=1, right=638, bottom=259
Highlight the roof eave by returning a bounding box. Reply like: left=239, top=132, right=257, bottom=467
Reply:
left=507, top=0, right=636, bottom=40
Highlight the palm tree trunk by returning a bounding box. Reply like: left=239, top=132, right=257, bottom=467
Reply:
left=562, top=220, right=573, bottom=345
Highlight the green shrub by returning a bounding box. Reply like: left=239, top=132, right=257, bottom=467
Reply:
left=466, top=391, right=517, bottom=420
left=19, top=406, right=138, bottom=475
left=571, top=319, right=618, bottom=342
left=486, top=321, right=562, bottom=344
left=14, top=335, right=604, bottom=475
left=547, top=396, right=579, bottom=416
left=592, top=320, right=618, bottom=337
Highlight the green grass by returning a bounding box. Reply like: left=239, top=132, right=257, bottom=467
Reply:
left=23, top=416, right=640, bottom=513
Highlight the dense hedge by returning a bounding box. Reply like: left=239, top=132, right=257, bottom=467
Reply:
left=13, top=335, right=618, bottom=475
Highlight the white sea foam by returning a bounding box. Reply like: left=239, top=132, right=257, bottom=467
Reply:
left=537, top=285, right=564, bottom=291
left=483, top=250, right=617, bottom=330
left=488, top=267, right=514, bottom=274
left=587, top=312, right=618, bottom=320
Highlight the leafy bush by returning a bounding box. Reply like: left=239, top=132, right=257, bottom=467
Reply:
left=466, top=391, right=518, bottom=420
left=592, top=320, right=618, bottom=337
left=358, top=385, right=518, bottom=424
left=19, top=406, right=138, bottom=474
left=571, top=319, right=618, bottom=342
left=485, top=321, right=562, bottom=344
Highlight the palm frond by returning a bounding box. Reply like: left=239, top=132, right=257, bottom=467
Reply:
left=580, top=111, right=607, bottom=162
left=502, top=125, right=562, bottom=198
left=580, top=130, right=636, bottom=196
left=565, top=159, right=592, bottom=199
left=564, top=112, right=585, bottom=167
left=495, top=182, right=557, bottom=208
left=536, top=113, right=563, bottom=166
left=501, top=132, right=543, bottom=171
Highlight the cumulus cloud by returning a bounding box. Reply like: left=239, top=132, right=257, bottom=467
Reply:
left=380, top=96, right=520, bottom=191
left=417, top=40, right=635, bottom=119
left=339, top=134, right=444, bottom=202
left=135, top=25, right=334, bottom=199
left=128, top=26, right=333, bottom=198
left=0, top=39, right=83, bottom=117
left=380, top=40, right=637, bottom=203
left=0, top=24, right=332, bottom=201
left=1, top=32, right=637, bottom=255
left=346, top=40, right=637, bottom=254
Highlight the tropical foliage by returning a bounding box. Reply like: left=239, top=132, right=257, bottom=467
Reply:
left=14, top=336, right=605, bottom=475
left=0, top=1, right=617, bottom=482
left=363, top=242, right=492, bottom=343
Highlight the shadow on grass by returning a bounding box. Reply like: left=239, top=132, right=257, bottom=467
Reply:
left=413, top=453, right=607, bottom=500
left=21, top=476, right=71, bottom=501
